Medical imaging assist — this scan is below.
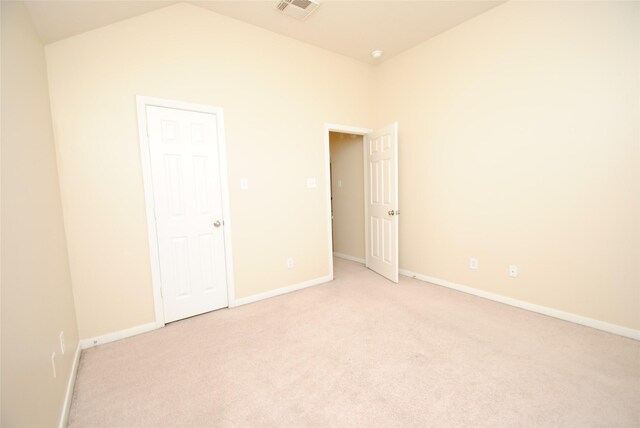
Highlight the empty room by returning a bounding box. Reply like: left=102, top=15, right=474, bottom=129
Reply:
left=1, top=0, right=639, bottom=427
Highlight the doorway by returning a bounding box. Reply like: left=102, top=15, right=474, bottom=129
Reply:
left=329, top=131, right=366, bottom=264
left=324, top=123, right=399, bottom=283
left=137, top=96, right=235, bottom=327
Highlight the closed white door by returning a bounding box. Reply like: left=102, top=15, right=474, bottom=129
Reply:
left=145, top=105, right=228, bottom=322
left=364, top=123, right=399, bottom=282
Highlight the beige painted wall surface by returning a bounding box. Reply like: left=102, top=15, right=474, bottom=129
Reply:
left=1, top=2, right=80, bottom=425
left=45, top=3, right=374, bottom=339
left=330, top=132, right=365, bottom=260
left=376, top=1, right=640, bottom=329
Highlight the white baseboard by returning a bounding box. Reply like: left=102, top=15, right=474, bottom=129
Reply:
left=233, top=275, right=333, bottom=307
left=59, top=343, right=81, bottom=428
left=333, top=252, right=365, bottom=264
left=399, top=269, right=640, bottom=341
left=78, top=276, right=333, bottom=348
left=80, top=322, right=158, bottom=349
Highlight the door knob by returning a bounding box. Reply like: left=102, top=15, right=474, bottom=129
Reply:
left=213, top=220, right=221, bottom=228
left=388, top=210, right=395, bottom=216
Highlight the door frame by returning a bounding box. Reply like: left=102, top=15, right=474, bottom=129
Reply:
left=323, top=123, right=372, bottom=280
left=136, top=96, right=236, bottom=328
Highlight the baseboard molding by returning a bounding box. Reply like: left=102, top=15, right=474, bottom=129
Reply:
left=78, top=276, right=334, bottom=348
left=80, top=322, right=158, bottom=349
left=233, top=275, right=333, bottom=307
left=59, top=343, right=81, bottom=428
left=333, top=252, right=365, bottom=264
left=399, top=269, right=640, bottom=341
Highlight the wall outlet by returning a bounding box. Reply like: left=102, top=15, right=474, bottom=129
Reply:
left=286, top=257, right=294, bottom=269
left=509, top=265, right=518, bottom=278
left=51, top=352, right=57, bottom=378
left=307, top=177, right=317, bottom=188
left=240, top=178, right=249, bottom=190
left=337, top=179, right=342, bottom=188
left=469, top=258, right=478, bottom=270
left=59, top=331, right=66, bottom=355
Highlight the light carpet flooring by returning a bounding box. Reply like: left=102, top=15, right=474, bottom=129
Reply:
left=69, top=258, right=640, bottom=427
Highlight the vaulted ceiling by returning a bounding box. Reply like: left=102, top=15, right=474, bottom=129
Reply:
left=25, top=0, right=504, bottom=64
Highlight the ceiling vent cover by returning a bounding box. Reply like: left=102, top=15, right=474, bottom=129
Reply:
left=275, top=0, right=320, bottom=20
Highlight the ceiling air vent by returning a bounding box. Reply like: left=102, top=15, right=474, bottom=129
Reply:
left=275, top=0, right=320, bottom=20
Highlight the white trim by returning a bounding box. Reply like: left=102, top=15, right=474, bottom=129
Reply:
left=362, top=136, right=369, bottom=269
left=324, top=123, right=373, bottom=136
left=80, top=322, right=158, bottom=349
left=58, top=343, right=81, bottom=428
left=399, top=269, right=640, bottom=341
left=333, top=252, right=365, bottom=264
left=323, top=123, right=372, bottom=284
left=136, top=97, right=165, bottom=328
left=323, top=125, right=334, bottom=283
left=234, top=275, right=333, bottom=307
left=215, top=108, right=237, bottom=308
left=136, top=96, right=236, bottom=328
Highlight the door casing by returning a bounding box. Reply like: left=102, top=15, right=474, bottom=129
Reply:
left=137, top=96, right=236, bottom=328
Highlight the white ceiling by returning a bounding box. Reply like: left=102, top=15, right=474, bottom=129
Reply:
left=25, top=0, right=505, bottom=64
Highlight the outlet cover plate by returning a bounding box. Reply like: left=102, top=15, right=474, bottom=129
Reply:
left=509, top=265, right=518, bottom=277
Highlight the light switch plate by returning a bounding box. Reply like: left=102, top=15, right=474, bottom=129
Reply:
left=240, top=178, right=249, bottom=190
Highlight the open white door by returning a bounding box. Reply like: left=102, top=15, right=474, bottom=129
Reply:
left=364, top=123, right=399, bottom=283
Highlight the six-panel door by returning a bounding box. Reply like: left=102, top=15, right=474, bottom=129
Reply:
left=365, top=123, right=399, bottom=283
left=146, top=105, right=228, bottom=323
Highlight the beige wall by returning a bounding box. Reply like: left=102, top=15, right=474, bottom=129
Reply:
left=330, top=132, right=365, bottom=260
left=1, top=1, right=80, bottom=426
left=1, top=2, right=637, bottom=425
left=45, top=3, right=375, bottom=339
left=376, top=1, right=640, bottom=329
left=39, top=0, right=639, bottom=344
